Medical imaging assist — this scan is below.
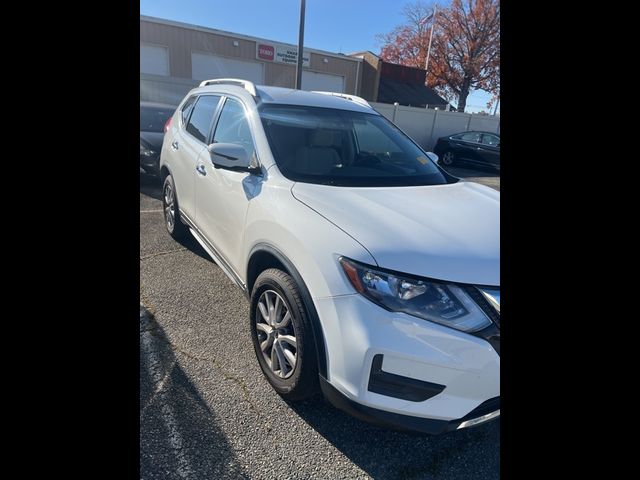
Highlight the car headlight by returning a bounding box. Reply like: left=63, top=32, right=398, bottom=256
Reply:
left=339, top=257, right=492, bottom=333
left=140, top=142, right=155, bottom=157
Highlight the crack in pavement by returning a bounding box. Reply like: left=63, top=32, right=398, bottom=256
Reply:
left=140, top=302, right=269, bottom=430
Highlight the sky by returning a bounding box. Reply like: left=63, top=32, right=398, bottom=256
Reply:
left=140, top=0, right=497, bottom=113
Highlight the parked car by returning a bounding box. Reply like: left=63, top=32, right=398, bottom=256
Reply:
left=140, top=102, right=176, bottom=176
left=159, top=79, right=500, bottom=434
left=433, top=131, right=500, bottom=170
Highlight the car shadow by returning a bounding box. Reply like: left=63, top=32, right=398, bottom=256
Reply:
left=139, top=175, right=215, bottom=264
left=287, top=395, right=500, bottom=479
left=140, top=174, right=163, bottom=201
left=140, top=305, right=250, bottom=479
left=175, top=233, right=214, bottom=264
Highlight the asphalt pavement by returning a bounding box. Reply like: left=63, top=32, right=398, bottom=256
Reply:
left=140, top=169, right=500, bottom=480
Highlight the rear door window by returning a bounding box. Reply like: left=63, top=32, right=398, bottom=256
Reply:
left=185, top=95, right=221, bottom=143
left=459, top=132, right=482, bottom=143
left=481, top=134, right=500, bottom=146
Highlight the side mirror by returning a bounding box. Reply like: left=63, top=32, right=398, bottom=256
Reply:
left=208, top=143, right=259, bottom=173
left=425, top=151, right=439, bottom=165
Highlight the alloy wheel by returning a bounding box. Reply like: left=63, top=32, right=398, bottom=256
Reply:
left=256, top=290, right=298, bottom=379
left=442, top=151, right=454, bottom=165
left=164, top=182, right=175, bottom=230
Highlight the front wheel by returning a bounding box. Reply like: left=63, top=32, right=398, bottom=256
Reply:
left=250, top=269, right=320, bottom=401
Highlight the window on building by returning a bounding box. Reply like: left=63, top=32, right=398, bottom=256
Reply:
left=140, top=44, right=170, bottom=76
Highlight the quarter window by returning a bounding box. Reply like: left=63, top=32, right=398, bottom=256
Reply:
left=185, top=95, right=221, bottom=143
left=481, top=134, right=500, bottom=146
left=181, top=96, right=197, bottom=124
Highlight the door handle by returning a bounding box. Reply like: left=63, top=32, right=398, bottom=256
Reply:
left=171, top=140, right=179, bottom=150
left=196, top=164, right=207, bottom=176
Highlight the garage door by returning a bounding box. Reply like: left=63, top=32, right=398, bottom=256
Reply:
left=302, top=71, right=345, bottom=93
left=192, top=52, right=264, bottom=84
left=141, top=44, right=169, bottom=76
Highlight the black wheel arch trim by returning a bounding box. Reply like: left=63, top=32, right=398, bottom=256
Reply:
left=247, top=243, right=328, bottom=378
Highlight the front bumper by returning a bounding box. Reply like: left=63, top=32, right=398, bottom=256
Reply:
left=321, top=376, right=499, bottom=434
left=314, top=293, right=500, bottom=429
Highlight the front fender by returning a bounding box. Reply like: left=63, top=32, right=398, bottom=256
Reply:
left=242, top=182, right=375, bottom=300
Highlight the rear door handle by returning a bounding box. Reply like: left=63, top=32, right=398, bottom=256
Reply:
left=196, top=164, right=207, bottom=176
left=171, top=140, right=179, bottom=150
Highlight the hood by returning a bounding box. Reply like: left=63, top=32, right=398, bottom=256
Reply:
left=140, top=131, right=165, bottom=151
left=291, top=180, right=499, bottom=286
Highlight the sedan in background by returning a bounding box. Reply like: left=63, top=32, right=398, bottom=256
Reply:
left=433, top=131, right=500, bottom=171
left=140, top=102, right=176, bottom=177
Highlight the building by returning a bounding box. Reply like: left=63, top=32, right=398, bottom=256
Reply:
left=140, top=15, right=363, bottom=105
left=349, top=51, right=451, bottom=110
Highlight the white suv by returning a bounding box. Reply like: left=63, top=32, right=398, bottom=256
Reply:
left=159, top=79, right=500, bottom=434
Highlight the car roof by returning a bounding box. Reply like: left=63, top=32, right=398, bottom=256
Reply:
left=255, top=86, right=375, bottom=114
left=449, top=131, right=500, bottom=137
left=140, top=101, right=177, bottom=109
left=193, top=83, right=376, bottom=114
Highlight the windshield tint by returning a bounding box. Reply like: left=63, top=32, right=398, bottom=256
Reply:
left=140, top=106, right=175, bottom=133
left=259, top=104, right=451, bottom=187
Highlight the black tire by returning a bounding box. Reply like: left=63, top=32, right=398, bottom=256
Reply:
left=250, top=268, right=320, bottom=401
left=440, top=150, right=456, bottom=166
left=162, top=174, right=188, bottom=240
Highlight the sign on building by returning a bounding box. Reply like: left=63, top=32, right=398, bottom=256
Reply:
left=257, top=42, right=310, bottom=67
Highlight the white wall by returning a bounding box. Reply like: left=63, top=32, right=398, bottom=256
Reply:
left=370, top=102, right=500, bottom=150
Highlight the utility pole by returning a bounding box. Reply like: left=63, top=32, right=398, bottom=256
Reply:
left=424, top=4, right=437, bottom=83
left=493, top=95, right=500, bottom=116
left=295, top=0, right=306, bottom=90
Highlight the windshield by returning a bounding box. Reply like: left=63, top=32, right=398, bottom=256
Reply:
left=259, top=104, right=451, bottom=187
left=140, top=106, right=175, bottom=133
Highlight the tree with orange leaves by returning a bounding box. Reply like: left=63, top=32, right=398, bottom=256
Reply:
left=378, top=0, right=500, bottom=112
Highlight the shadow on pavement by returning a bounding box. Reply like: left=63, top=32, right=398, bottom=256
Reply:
left=140, top=174, right=163, bottom=201
left=139, top=174, right=214, bottom=264
left=175, top=233, right=213, bottom=264
left=289, top=396, right=499, bottom=479
left=140, top=306, right=249, bottom=479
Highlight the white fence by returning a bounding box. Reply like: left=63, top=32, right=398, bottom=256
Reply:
left=371, top=102, right=500, bottom=151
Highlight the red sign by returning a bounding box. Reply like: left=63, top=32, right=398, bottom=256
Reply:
left=257, top=44, right=274, bottom=61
